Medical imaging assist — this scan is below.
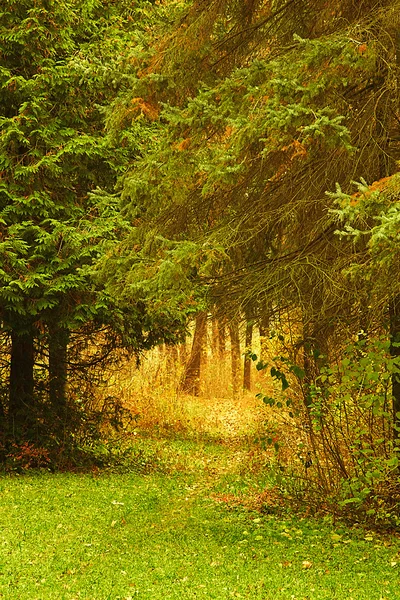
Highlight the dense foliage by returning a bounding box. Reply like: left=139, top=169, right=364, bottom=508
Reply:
left=103, top=0, right=400, bottom=522
left=0, top=0, right=187, bottom=466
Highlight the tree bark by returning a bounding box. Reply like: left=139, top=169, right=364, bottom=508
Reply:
left=48, top=324, right=69, bottom=418
left=389, top=296, right=400, bottom=441
left=229, top=319, right=241, bottom=397
left=180, top=312, right=207, bottom=396
left=9, top=328, right=35, bottom=438
left=243, top=321, right=253, bottom=391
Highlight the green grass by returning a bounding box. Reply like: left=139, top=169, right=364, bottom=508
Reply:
left=1, top=440, right=400, bottom=599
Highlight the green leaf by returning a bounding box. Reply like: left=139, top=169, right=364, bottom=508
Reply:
left=290, top=364, right=305, bottom=379
left=256, top=361, right=268, bottom=371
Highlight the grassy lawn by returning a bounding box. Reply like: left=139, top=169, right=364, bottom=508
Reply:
left=1, top=440, right=400, bottom=600
left=0, top=438, right=400, bottom=600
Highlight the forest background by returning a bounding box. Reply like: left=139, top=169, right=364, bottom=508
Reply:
left=1, top=0, right=400, bottom=527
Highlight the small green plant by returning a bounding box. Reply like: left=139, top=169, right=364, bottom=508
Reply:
left=251, top=337, right=400, bottom=526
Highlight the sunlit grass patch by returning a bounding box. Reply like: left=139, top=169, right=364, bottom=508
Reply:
left=1, top=468, right=400, bottom=600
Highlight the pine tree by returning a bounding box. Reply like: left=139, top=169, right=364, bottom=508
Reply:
left=113, top=0, right=400, bottom=348
left=0, top=0, right=184, bottom=447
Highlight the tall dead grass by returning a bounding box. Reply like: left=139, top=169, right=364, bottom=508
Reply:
left=103, top=344, right=272, bottom=440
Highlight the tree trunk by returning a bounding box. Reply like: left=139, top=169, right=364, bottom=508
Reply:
left=259, top=314, right=270, bottom=363
left=211, top=315, right=219, bottom=359
left=9, top=329, right=35, bottom=438
left=389, top=296, right=400, bottom=441
left=217, top=319, right=226, bottom=361
left=49, top=324, right=69, bottom=419
left=180, top=312, right=207, bottom=396
left=243, top=321, right=253, bottom=391
left=229, top=319, right=241, bottom=397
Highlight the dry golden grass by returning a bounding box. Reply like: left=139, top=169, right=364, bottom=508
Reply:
left=102, top=345, right=277, bottom=441
left=97, top=333, right=310, bottom=484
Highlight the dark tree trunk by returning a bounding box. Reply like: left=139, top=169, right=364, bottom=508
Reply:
left=243, top=321, right=253, bottom=391
left=48, top=324, right=69, bottom=418
left=9, top=329, right=35, bottom=438
left=180, top=312, right=207, bottom=396
left=229, top=319, right=241, bottom=397
left=389, top=296, right=400, bottom=441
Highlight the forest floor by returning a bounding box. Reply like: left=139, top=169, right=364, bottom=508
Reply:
left=1, top=425, right=400, bottom=600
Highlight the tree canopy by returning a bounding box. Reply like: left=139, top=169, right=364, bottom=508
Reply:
left=99, top=0, right=400, bottom=516
left=109, top=0, right=400, bottom=341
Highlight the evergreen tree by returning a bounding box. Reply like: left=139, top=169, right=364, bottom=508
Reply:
left=112, top=0, right=400, bottom=350
left=106, top=0, right=400, bottom=502
left=0, top=0, right=184, bottom=450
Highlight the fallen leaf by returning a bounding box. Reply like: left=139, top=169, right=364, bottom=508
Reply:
left=302, top=560, right=313, bottom=569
